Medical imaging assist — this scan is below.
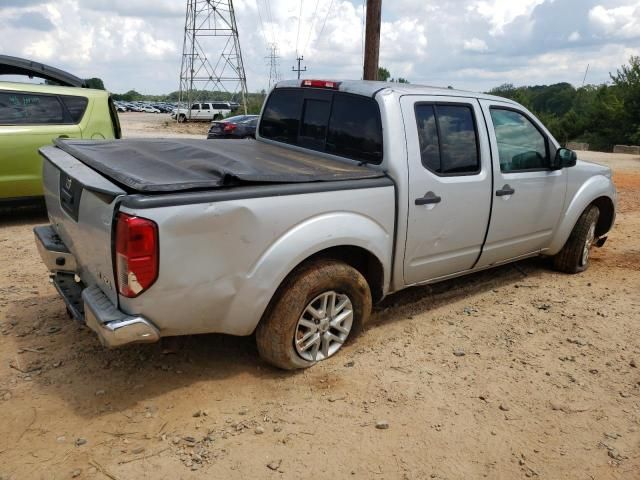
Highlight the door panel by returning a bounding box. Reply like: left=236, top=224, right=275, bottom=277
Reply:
left=401, top=96, right=493, bottom=285
left=476, top=101, right=567, bottom=267
left=0, top=124, right=81, bottom=199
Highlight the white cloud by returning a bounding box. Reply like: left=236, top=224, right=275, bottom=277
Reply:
left=589, top=3, right=640, bottom=38
left=469, top=0, right=545, bottom=34
left=463, top=38, right=489, bottom=52
left=1, top=0, right=639, bottom=95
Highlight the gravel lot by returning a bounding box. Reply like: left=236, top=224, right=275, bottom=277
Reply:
left=0, top=117, right=638, bottom=479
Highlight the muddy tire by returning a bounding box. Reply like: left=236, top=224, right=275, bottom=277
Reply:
left=256, top=260, right=372, bottom=370
left=177, top=114, right=186, bottom=123
left=553, top=205, right=600, bottom=274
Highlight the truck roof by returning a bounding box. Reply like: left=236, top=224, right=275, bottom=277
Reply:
left=274, top=79, right=518, bottom=105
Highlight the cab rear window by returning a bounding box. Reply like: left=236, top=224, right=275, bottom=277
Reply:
left=259, top=88, right=383, bottom=164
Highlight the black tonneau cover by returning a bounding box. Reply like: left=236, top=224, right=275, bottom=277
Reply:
left=53, top=138, right=384, bottom=193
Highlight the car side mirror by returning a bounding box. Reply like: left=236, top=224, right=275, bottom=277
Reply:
left=552, top=148, right=577, bottom=170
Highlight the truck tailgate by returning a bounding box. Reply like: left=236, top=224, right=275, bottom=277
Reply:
left=40, top=146, right=125, bottom=305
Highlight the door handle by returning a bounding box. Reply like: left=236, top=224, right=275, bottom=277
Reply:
left=415, top=191, right=441, bottom=205
left=496, top=184, right=515, bottom=197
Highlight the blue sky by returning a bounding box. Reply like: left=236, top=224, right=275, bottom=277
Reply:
left=1, top=0, right=639, bottom=94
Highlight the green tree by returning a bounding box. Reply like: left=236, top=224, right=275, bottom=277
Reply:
left=84, top=77, right=105, bottom=90
left=610, top=55, right=640, bottom=144
left=377, top=67, right=391, bottom=81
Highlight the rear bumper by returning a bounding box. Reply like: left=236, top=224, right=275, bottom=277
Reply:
left=35, top=225, right=160, bottom=348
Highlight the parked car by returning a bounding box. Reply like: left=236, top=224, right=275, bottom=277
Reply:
left=207, top=115, right=258, bottom=139
left=171, top=101, right=232, bottom=122
left=35, top=79, right=615, bottom=369
left=0, top=55, right=120, bottom=204
left=141, top=106, right=160, bottom=113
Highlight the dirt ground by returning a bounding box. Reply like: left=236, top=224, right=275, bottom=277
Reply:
left=118, top=112, right=211, bottom=139
left=0, top=123, right=639, bottom=479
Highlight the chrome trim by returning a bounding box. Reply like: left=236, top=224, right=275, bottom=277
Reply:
left=82, top=286, right=160, bottom=348
left=34, top=226, right=77, bottom=273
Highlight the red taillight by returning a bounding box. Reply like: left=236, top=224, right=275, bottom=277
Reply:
left=115, top=213, right=158, bottom=298
left=301, top=79, right=340, bottom=89
left=223, top=123, right=237, bottom=132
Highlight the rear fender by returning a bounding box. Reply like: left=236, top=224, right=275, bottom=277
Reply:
left=223, top=212, right=392, bottom=335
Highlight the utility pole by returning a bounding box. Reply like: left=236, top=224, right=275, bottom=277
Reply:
left=292, top=56, right=307, bottom=80
left=362, top=0, right=382, bottom=81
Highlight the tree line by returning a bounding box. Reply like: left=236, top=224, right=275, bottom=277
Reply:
left=104, top=56, right=639, bottom=151
left=488, top=56, right=640, bottom=151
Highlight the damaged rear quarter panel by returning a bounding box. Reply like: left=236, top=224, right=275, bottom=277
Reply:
left=117, top=185, right=395, bottom=336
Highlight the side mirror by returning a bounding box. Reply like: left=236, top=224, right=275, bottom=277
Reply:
left=552, top=148, right=577, bottom=170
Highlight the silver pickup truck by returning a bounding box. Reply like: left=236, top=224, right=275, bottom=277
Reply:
left=35, top=80, right=616, bottom=369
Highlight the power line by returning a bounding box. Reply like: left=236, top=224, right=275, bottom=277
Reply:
left=255, top=0, right=269, bottom=46
left=316, top=0, right=335, bottom=48
left=263, top=0, right=276, bottom=47
left=302, top=0, right=322, bottom=56
left=296, top=0, right=304, bottom=56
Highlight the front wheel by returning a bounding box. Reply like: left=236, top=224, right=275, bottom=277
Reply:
left=256, top=260, right=372, bottom=370
left=177, top=114, right=187, bottom=123
left=553, top=205, right=600, bottom=274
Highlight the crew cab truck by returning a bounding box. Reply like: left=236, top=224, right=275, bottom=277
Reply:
left=35, top=79, right=616, bottom=370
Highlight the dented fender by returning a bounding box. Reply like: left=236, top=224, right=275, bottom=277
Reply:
left=224, top=211, right=393, bottom=335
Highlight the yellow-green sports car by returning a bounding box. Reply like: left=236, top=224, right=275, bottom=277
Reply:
left=0, top=55, right=121, bottom=204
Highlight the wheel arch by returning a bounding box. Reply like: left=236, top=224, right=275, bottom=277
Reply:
left=591, top=195, right=615, bottom=237
left=547, top=175, right=616, bottom=255
left=284, top=245, right=385, bottom=304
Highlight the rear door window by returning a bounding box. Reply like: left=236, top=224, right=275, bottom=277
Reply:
left=415, top=103, right=480, bottom=175
left=0, top=92, right=65, bottom=125
left=59, top=95, right=88, bottom=123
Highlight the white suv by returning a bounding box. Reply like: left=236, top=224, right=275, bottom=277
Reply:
left=171, top=102, right=232, bottom=122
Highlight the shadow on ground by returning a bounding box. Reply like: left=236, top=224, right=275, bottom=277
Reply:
left=0, top=202, right=47, bottom=227
left=6, top=256, right=551, bottom=418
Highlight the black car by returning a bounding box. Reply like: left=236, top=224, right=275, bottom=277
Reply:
left=207, top=115, right=259, bottom=139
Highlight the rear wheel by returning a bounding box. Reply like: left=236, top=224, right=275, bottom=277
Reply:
left=553, top=205, right=600, bottom=273
left=256, top=260, right=372, bottom=370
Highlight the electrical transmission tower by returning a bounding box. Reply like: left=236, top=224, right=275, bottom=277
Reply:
left=178, top=0, right=248, bottom=114
left=266, top=43, right=281, bottom=90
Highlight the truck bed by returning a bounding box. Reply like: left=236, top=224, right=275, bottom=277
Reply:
left=52, top=138, right=385, bottom=193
